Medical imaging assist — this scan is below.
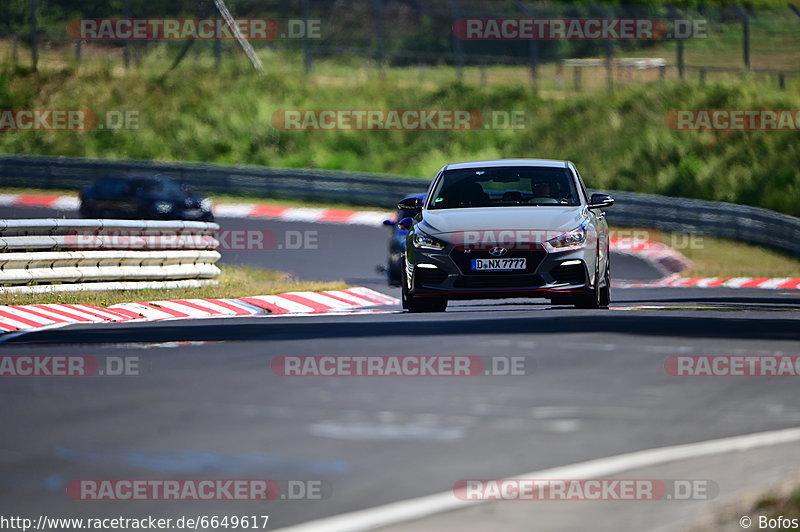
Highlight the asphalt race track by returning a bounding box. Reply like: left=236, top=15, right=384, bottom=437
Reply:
left=1, top=205, right=799, bottom=529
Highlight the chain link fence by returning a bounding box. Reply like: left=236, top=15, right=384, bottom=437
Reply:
left=2, top=1, right=799, bottom=90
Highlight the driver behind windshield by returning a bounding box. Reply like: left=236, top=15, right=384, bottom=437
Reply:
left=530, top=177, right=559, bottom=204
left=429, top=166, right=580, bottom=209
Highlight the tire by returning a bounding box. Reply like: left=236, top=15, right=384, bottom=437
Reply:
left=388, top=262, right=402, bottom=287
left=598, top=260, right=611, bottom=307
left=401, top=260, right=447, bottom=313
left=573, top=289, right=600, bottom=309
left=574, top=258, right=606, bottom=309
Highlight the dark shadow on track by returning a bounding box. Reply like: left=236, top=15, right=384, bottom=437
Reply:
left=631, top=296, right=800, bottom=306
left=5, top=311, right=799, bottom=345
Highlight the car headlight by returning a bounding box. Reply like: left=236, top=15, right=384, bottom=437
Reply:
left=547, top=226, right=587, bottom=250
left=412, top=232, right=446, bottom=250
left=154, top=201, right=173, bottom=214
left=200, top=198, right=213, bottom=212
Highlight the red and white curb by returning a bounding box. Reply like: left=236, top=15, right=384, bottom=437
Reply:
left=0, top=287, right=399, bottom=334
left=0, top=193, right=691, bottom=269
left=0, top=193, right=390, bottom=227
left=213, top=204, right=389, bottom=226
left=619, top=274, right=800, bottom=290
left=0, top=193, right=80, bottom=211
left=608, top=235, right=691, bottom=275
left=5, top=193, right=797, bottom=291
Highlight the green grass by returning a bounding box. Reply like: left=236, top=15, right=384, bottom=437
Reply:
left=680, top=236, right=800, bottom=278
left=0, top=187, right=389, bottom=212
left=746, top=487, right=800, bottom=527
left=1, top=43, right=799, bottom=217
left=638, top=13, right=800, bottom=72
left=0, top=186, right=75, bottom=195
left=618, top=227, right=800, bottom=277
left=0, top=265, right=347, bottom=307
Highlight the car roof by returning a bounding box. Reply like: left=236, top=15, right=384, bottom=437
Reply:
left=93, top=176, right=178, bottom=185
left=95, top=176, right=175, bottom=184
left=444, top=158, right=570, bottom=170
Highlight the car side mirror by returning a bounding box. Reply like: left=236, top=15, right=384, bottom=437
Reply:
left=397, top=197, right=423, bottom=212
left=588, top=193, right=614, bottom=209
left=397, top=217, right=414, bottom=231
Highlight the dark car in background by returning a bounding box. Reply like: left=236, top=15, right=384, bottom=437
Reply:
left=381, top=192, right=427, bottom=286
left=79, top=176, right=214, bottom=221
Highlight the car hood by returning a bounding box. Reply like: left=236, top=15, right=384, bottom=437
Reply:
left=419, top=206, right=586, bottom=238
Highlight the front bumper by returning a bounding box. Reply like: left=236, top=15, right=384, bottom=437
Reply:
left=406, top=244, right=592, bottom=300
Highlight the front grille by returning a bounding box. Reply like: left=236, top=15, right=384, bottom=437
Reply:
left=449, top=246, right=547, bottom=275
left=550, top=263, right=586, bottom=284
left=454, top=275, right=545, bottom=289
left=415, top=267, right=448, bottom=285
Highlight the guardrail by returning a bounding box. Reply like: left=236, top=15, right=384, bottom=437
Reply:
left=0, top=219, right=221, bottom=293
left=0, top=155, right=417, bottom=208
left=1, top=155, right=798, bottom=258
left=602, top=190, right=800, bottom=259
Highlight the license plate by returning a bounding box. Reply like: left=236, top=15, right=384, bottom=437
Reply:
left=470, top=258, right=527, bottom=271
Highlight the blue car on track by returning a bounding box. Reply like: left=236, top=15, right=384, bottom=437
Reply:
left=381, top=193, right=427, bottom=286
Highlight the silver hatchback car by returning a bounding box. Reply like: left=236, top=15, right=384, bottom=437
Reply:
left=400, top=159, right=614, bottom=312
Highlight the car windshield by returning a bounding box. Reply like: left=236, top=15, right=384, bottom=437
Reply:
left=93, top=178, right=132, bottom=198
left=428, top=166, right=580, bottom=209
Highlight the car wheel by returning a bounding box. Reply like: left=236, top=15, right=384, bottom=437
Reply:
left=401, top=260, right=447, bottom=313
left=598, top=260, right=611, bottom=308
left=388, top=263, right=402, bottom=287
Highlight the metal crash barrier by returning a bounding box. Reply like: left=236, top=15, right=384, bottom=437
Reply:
left=1, top=155, right=798, bottom=258
left=0, top=219, right=221, bottom=293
